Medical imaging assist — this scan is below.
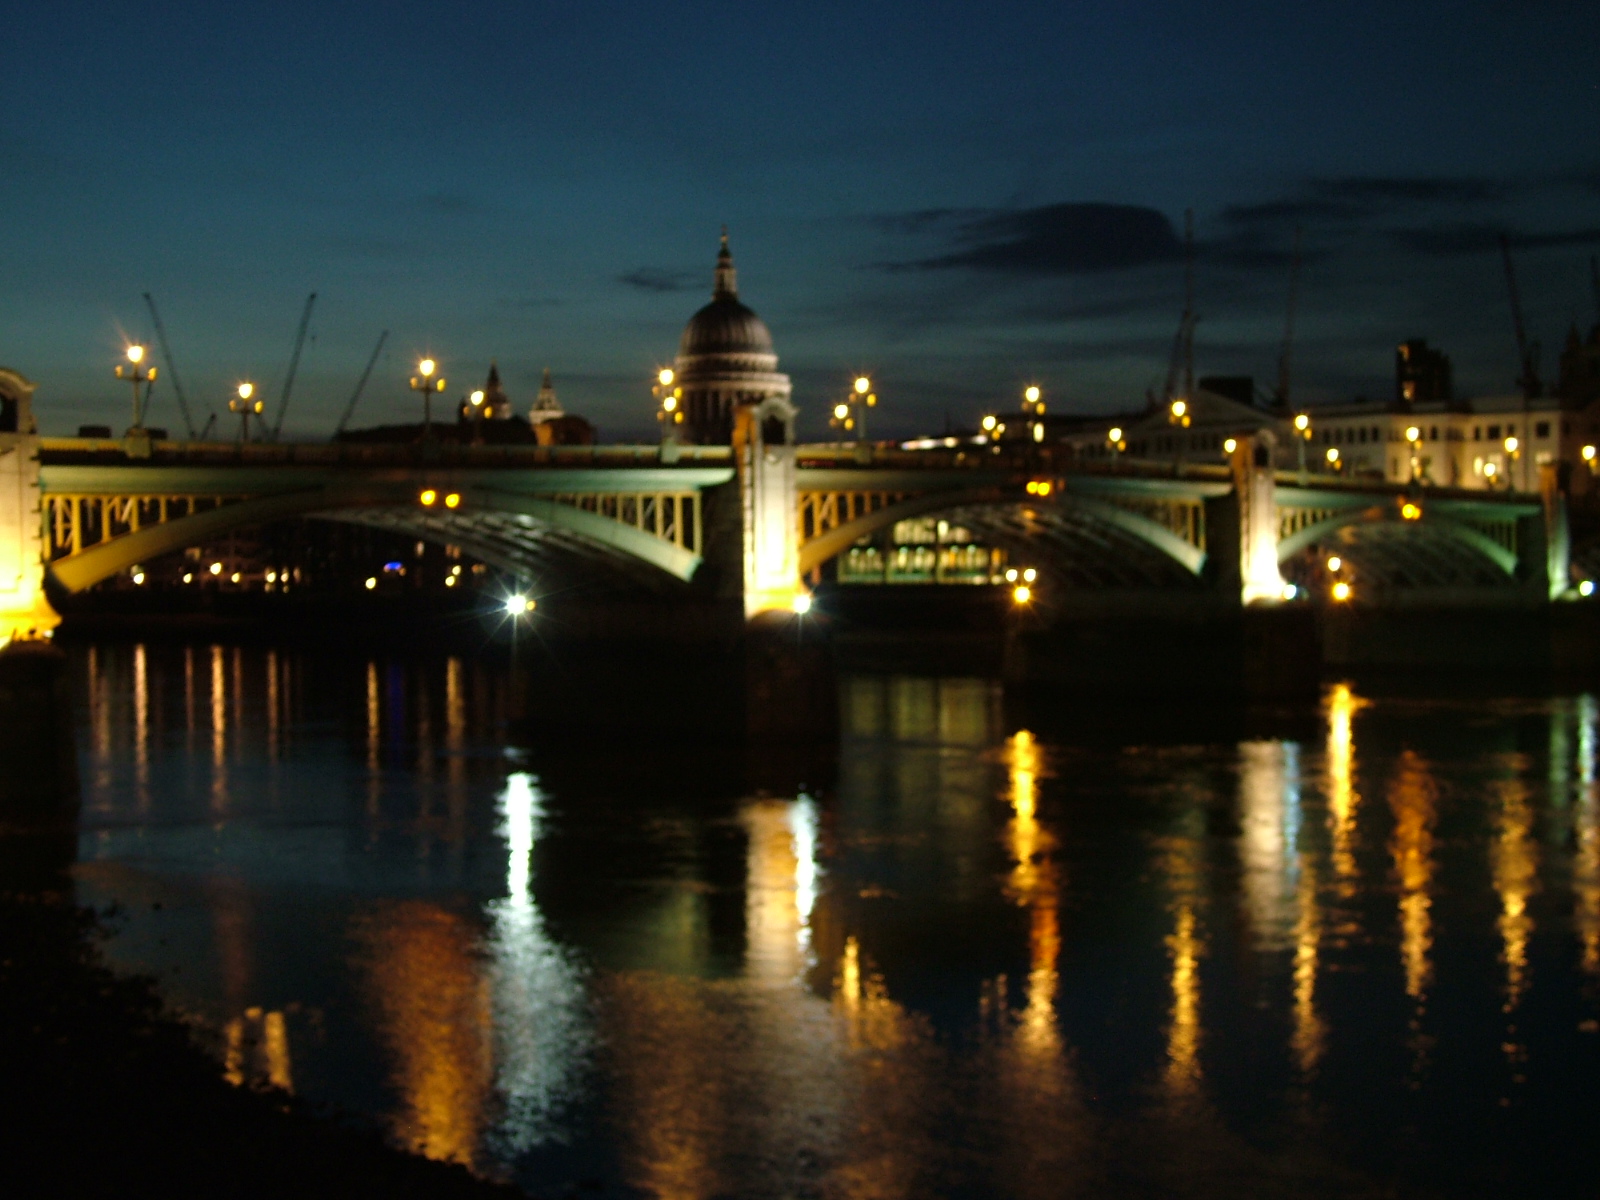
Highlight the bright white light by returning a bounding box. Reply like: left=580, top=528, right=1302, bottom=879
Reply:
left=230, top=572, right=241, bottom=583
left=1281, top=582, right=1298, bottom=600
left=210, top=562, right=223, bottom=575
left=505, top=594, right=531, bottom=615
left=470, top=390, right=485, bottom=406
left=1224, top=437, right=1238, bottom=453
left=1582, top=580, right=1596, bottom=598
left=792, top=794, right=819, bottom=931
left=265, top=570, right=276, bottom=583
left=126, top=344, right=145, bottom=363
left=1022, top=567, right=1037, bottom=582
left=1005, top=567, right=1019, bottom=582
left=792, top=591, right=812, bottom=615
left=131, top=571, right=145, bottom=585
left=365, top=577, right=377, bottom=590
left=1109, top=426, right=1123, bottom=442
left=1032, top=422, right=1044, bottom=442
left=182, top=573, right=193, bottom=583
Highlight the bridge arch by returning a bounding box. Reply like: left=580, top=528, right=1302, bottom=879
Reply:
left=1275, top=508, right=1517, bottom=576
left=46, top=481, right=705, bottom=592
left=798, top=486, right=1207, bottom=579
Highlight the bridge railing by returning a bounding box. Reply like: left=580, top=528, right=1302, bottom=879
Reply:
left=38, top=437, right=734, bottom=469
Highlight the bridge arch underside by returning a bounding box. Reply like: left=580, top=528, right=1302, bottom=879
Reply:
left=318, top=507, right=691, bottom=595
left=1278, top=519, right=1516, bottom=595
left=45, top=485, right=702, bottom=595
left=824, top=498, right=1206, bottom=591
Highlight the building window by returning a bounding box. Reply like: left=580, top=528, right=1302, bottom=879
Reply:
left=1358, top=428, right=1367, bottom=444
left=1429, top=426, right=1438, bottom=441
left=1473, top=426, right=1481, bottom=441
left=1488, top=424, right=1500, bottom=440
left=1536, top=421, right=1550, bottom=439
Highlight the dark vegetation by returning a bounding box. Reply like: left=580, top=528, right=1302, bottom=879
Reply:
left=0, top=835, right=523, bottom=1199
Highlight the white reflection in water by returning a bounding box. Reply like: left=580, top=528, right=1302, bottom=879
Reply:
left=485, top=771, right=589, bottom=1155
left=1238, top=740, right=1299, bottom=952
left=792, top=794, right=820, bottom=958
left=1579, top=695, right=1600, bottom=975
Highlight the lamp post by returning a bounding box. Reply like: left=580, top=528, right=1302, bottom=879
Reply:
left=1294, top=412, right=1311, bottom=484
left=1326, top=446, right=1341, bottom=474
left=1405, top=424, right=1422, bottom=483
left=1504, top=435, right=1521, bottom=491
left=831, top=375, right=875, bottom=449
left=114, top=345, right=157, bottom=432
left=653, top=368, right=684, bottom=438
left=229, top=382, right=263, bottom=441
left=1023, top=385, right=1046, bottom=445
left=1108, top=426, right=1125, bottom=459
left=409, top=358, right=446, bottom=434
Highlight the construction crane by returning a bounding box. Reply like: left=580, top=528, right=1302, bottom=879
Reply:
left=141, top=295, right=200, bottom=439
left=270, top=293, right=317, bottom=441
left=335, top=330, right=389, bottom=434
left=1159, top=210, right=1197, bottom=409
left=1499, top=234, right=1541, bottom=399
left=1274, top=227, right=1303, bottom=410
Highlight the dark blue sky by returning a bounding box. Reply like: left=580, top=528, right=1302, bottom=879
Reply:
left=5, top=1, right=1598, bottom=439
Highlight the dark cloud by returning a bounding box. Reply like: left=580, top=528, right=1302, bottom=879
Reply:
left=1391, top=223, right=1600, bottom=255
left=1222, top=198, right=1358, bottom=226
left=617, top=268, right=698, bottom=293
left=868, top=207, right=986, bottom=234
left=884, top=203, right=1184, bottom=276
left=1311, top=176, right=1505, bottom=205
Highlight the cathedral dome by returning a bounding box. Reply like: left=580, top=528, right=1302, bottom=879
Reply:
left=679, top=296, right=774, bottom=358
left=677, top=232, right=776, bottom=360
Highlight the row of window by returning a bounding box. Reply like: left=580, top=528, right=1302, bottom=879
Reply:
left=1319, top=421, right=1554, bottom=446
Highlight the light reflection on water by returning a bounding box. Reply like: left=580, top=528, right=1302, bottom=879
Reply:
left=68, top=642, right=1600, bottom=1198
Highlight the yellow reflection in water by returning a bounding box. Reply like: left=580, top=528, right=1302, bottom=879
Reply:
left=1003, top=730, right=1062, bottom=1058
left=1387, top=751, right=1437, bottom=1003
left=1490, top=775, right=1539, bottom=1015
left=1158, top=831, right=1206, bottom=1096
left=133, top=643, right=150, bottom=807
left=358, top=901, right=493, bottom=1168
left=1326, top=683, right=1365, bottom=894
left=221, top=1008, right=294, bottom=1092
left=210, top=644, right=227, bottom=810
left=1291, top=856, right=1326, bottom=1073
left=266, top=648, right=279, bottom=762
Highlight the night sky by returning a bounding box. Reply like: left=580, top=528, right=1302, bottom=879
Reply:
left=5, top=1, right=1599, bottom=441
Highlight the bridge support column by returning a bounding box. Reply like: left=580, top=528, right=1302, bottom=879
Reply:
left=0, top=370, right=60, bottom=648
left=1215, top=432, right=1286, bottom=605
left=734, top=396, right=804, bottom=619
left=1539, top=464, right=1571, bottom=599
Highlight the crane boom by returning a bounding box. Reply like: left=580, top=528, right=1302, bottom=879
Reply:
left=336, top=330, right=389, bottom=434
left=142, top=294, right=199, bottom=439
left=271, top=292, right=317, bottom=440
left=1499, top=235, right=1540, bottom=398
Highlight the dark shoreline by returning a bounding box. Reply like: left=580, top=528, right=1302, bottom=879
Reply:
left=0, top=836, right=527, bottom=1199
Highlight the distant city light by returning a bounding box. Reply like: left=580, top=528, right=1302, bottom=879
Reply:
left=1327, top=555, right=1342, bottom=572
left=1224, top=437, right=1238, bottom=453
left=1012, top=585, right=1032, bottom=604
left=1484, top=461, right=1498, bottom=477
left=365, top=577, right=377, bottom=590
left=1005, top=568, right=1019, bottom=582
left=1024, top=385, right=1041, bottom=403
left=1032, top=423, right=1044, bottom=442
left=470, top=390, right=484, bottom=406
left=1022, top=568, right=1037, bottom=583
left=230, top=572, right=241, bottom=583
left=444, top=492, right=461, bottom=509
left=834, top=403, right=850, bottom=420
left=663, top=396, right=677, bottom=412
left=210, top=562, right=222, bottom=575
left=982, top=415, right=998, bottom=431
left=1281, top=583, right=1298, bottom=600
left=237, top=382, right=253, bottom=400
left=854, top=376, right=871, bottom=395
left=419, top=489, right=437, bottom=506
left=792, top=592, right=812, bottom=615
left=126, top=344, right=145, bottom=363
left=418, top=358, right=436, bottom=378
left=1332, top=581, right=1352, bottom=602
left=182, top=573, right=193, bottom=583
left=445, top=576, right=456, bottom=587
left=383, top=561, right=402, bottom=572
left=1401, top=502, right=1422, bottom=520
left=1294, top=413, right=1310, bottom=432
left=131, top=571, right=145, bottom=585
left=1170, top=399, right=1187, bottom=418
left=1405, top=425, right=1420, bottom=443
left=658, top=368, right=674, bottom=387
left=1108, top=426, right=1123, bottom=442
left=1585, top=444, right=1597, bottom=462
left=1326, top=447, right=1340, bottom=463
left=1582, top=580, right=1596, bottom=598
left=1504, top=436, right=1519, bottom=454
left=505, top=594, right=532, bottom=616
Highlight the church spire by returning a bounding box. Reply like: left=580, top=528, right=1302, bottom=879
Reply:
left=713, top=226, right=737, bottom=299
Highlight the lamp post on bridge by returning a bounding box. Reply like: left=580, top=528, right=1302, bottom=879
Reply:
left=1294, top=412, right=1311, bottom=484
left=114, top=345, right=156, bottom=433
left=409, top=358, right=446, bottom=436
left=830, top=375, right=875, bottom=460
left=229, top=382, right=263, bottom=442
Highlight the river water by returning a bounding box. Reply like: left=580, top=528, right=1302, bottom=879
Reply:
left=68, top=639, right=1600, bottom=1198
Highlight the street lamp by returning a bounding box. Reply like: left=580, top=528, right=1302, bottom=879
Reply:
left=1107, top=426, right=1125, bottom=456
left=1023, top=385, right=1046, bottom=444
left=832, top=375, right=876, bottom=445
left=1294, top=412, right=1311, bottom=483
left=1504, top=435, right=1520, bottom=490
left=409, top=357, right=447, bottom=432
left=1169, top=398, right=1190, bottom=427
left=1404, top=425, right=1422, bottom=482
left=114, top=344, right=157, bottom=431
left=653, top=368, right=684, bottom=435
left=229, top=382, right=263, bottom=441
left=1326, top=446, right=1341, bottom=473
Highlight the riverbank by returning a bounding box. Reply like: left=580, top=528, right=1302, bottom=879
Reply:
left=0, top=838, right=526, bottom=1199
